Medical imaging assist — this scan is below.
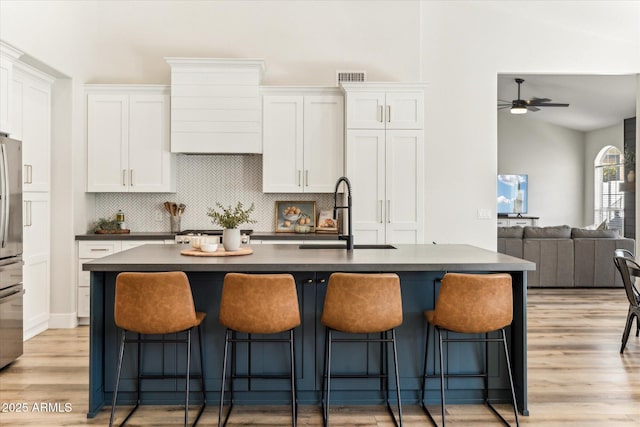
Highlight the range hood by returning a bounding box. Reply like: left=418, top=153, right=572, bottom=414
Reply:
left=166, top=58, right=265, bottom=154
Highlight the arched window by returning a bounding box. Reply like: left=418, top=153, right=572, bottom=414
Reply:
left=594, top=146, right=624, bottom=232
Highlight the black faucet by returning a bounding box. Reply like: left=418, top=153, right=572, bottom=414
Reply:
left=333, top=176, right=354, bottom=250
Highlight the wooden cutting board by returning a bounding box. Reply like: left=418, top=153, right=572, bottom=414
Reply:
left=180, top=247, right=253, bottom=257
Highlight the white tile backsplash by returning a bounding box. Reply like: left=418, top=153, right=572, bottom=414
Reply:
left=93, top=155, right=335, bottom=232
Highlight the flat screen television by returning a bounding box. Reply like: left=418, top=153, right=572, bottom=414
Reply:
left=497, top=174, right=528, bottom=215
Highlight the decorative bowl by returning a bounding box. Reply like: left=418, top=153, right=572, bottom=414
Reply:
left=294, top=224, right=311, bottom=234
left=200, top=243, right=218, bottom=253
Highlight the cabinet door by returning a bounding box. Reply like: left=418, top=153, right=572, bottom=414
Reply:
left=346, top=129, right=385, bottom=244
left=385, top=91, right=424, bottom=130
left=23, top=193, right=50, bottom=338
left=262, top=95, right=304, bottom=192
left=303, top=95, right=344, bottom=193
left=345, top=91, right=385, bottom=130
left=87, top=93, right=129, bottom=192
left=14, top=67, right=51, bottom=192
left=128, top=94, right=174, bottom=192
left=385, top=130, right=424, bottom=244
left=0, top=48, right=16, bottom=134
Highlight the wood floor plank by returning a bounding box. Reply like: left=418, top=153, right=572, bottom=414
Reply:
left=0, top=288, right=638, bottom=425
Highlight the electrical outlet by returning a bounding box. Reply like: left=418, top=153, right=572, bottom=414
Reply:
left=154, top=211, right=163, bottom=222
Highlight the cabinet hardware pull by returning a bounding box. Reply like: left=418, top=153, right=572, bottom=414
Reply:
left=379, top=200, right=383, bottom=223
left=24, top=164, right=33, bottom=184
left=387, top=105, right=391, bottom=123
left=378, top=105, right=383, bottom=122
left=305, top=170, right=309, bottom=187
left=387, top=200, right=391, bottom=223
left=130, top=169, right=134, bottom=186
left=306, top=279, right=314, bottom=284
left=297, top=170, right=301, bottom=187
left=25, top=200, right=32, bottom=227
left=319, top=278, right=326, bottom=283
left=90, top=248, right=109, bottom=252
left=122, top=169, right=126, bottom=186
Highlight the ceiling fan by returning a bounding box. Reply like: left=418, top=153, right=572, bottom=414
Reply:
left=498, top=78, right=569, bottom=114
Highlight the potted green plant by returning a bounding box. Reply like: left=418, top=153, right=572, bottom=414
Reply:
left=207, top=202, right=256, bottom=251
left=91, top=217, right=128, bottom=234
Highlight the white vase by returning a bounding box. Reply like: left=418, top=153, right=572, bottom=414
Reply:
left=223, top=228, right=241, bottom=251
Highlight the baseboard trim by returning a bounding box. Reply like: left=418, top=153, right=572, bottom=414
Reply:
left=48, top=312, right=79, bottom=329
left=24, top=323, right=48, bottom=341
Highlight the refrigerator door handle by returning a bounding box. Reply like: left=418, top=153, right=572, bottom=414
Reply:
left=0, top=144, right=8, bottom=248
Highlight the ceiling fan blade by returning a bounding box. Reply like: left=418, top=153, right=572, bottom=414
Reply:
left=525, top=98, right=551, bottom=105
left=526, top=105, right=540, bottom=112
left=497, top=105, right=511, bottom=110
left=537, top=103, right=570, bottom=107
left=498, top=99, right=512, bottom=103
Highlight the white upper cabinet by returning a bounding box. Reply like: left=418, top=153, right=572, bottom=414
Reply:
left=12, top=63, right=53, bottom=192
left=0, top=42, right=22, bottom=135
left=86, top=85, right=175, bottom=193
left=166, top=58, right=265, bottom=154
left=342, top=82, right=424, bottom=130
left=262, top=87, right=344, bottom=193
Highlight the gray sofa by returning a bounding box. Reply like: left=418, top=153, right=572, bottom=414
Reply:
left=498, top=225, right=635, bottom=287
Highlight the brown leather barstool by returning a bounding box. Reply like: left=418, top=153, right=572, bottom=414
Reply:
left=110, top=271, right=206, bottom=427
left=218, top=273, right=301, bottom=427
left=320, top=272, right=403, bottom=427
left=421, top=273, right=519, bottom=427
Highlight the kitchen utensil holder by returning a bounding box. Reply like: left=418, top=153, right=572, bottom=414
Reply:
left=170, top=216, right=181, bottom=233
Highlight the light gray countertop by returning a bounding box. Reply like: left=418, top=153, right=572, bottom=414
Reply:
left=83, top=243, right=535, bottom=273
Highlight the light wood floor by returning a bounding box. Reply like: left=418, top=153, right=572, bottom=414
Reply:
left=1, top=289, right=638, bottom=426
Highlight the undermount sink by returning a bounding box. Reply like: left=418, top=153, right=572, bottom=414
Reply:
left=298, top=244, right=397, bottom=249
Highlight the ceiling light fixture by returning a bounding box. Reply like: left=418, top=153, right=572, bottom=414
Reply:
left=510, top=99, right=527, bottom=114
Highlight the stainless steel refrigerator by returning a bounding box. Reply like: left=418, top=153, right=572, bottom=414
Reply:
left=0, top=133, right=24, bottom=369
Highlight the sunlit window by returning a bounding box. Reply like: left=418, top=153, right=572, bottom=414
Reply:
left=594, top=146, right=624, bottom=232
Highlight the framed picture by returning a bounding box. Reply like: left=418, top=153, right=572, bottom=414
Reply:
left=316, top=209, right=339, bottom=233
left=275, top=201, right=316, bottom=232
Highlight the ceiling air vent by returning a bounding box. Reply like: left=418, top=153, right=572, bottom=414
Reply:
left=336, top=70, right=367, bottom=86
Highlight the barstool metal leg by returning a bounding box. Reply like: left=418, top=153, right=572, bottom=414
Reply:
left=438, top=328, right=446, bottom=427
left=391, top=329, right=403, bottom=426
left=501, top=329, right=520, bottom=427
left=193, top=324, right=207, bottom=426
left=322, top=328, right=332, bottom=427
left=185, top=329, right=191, bottom=427
left=289, top=329, right=297, bottom=427
left=218, top=329, right=231, bottom=427
left=109, top=329, right=127, bottom=427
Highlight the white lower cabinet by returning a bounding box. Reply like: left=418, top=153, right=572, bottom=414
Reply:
left=77, top=240, right=164, bottom=319
left=23, top=193, right=50, bottom=339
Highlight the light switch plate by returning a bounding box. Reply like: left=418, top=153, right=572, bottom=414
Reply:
left=477, top=208, right=492, bottom=220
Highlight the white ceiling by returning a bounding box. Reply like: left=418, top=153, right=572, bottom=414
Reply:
left=497, top=74, right=637, bottom=132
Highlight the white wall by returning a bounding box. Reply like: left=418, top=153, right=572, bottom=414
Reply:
left=498, top=114, right=586, bottom=227
left=420, top=1, right=640, bottom=248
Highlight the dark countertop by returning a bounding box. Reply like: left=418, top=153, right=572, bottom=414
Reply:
left=76, top=232, right=339, bottom=241
left=83, top=243, right=535, bottom=273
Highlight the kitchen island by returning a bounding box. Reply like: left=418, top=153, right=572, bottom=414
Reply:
left=83, top=243, right=534, bottom=417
